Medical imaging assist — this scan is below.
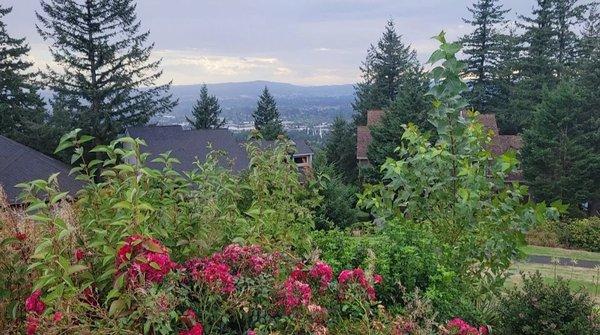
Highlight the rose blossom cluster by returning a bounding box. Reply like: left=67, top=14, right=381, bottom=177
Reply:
left=24, top=290, right=64, bottom=334
left=338, top=268, right=380, bottom=301
left=279, top=261, right=335, bottom=315
left=179, top=309, right=204, bottom=335
left=443, top=318, right=489, bottom=335
left=24, top=290, right=45, bottom=335
left=184, top=244, right=278, bottom=294
left=115, top=235, right=175, bottom=287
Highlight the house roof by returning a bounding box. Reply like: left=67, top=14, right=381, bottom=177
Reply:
left=491, top=134, right=523, bottom=156
left=367, top=110, right=384, bottom=126
left=355, top=112, right=523, bottom=162
left=126, top=126, right=250, bottom=173
left=477, top=113, right=500, bottom=136
left=356, top=126, right=371, bottom=160
left=0, top=135, right=83, bottom=204
left=126, top=126, right=313, bottom=173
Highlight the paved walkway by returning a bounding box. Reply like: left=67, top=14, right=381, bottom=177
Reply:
left=525, top=255, right=600, bottom=269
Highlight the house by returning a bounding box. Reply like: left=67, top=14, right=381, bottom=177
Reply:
left=356, top=110, right=384, bottom=166
left=126, top=125, right=250, bottom=172
left=356, top=110, right=523, bottom=180
left=125, top=125, right=314, bottom=173
left=0, top=135, right=83, bottom=205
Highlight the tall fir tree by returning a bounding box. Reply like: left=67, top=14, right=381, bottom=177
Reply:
left=0, top=5, right=47, bottom=150
left=323, top=117, right=358, bottom=183
left=578, top=4, right=600, bottom=215
left=552, top=0, right=588, bottom=79
left=522, top=82, right=599, bottom=216
left=352, top=20, right=420, bottom=125
left=492, top=29, right=522, bottom=134
left=36, top=0, right=176, bottom=147
left=186, top=84, right=225, bottom=129
left=460, top=0, right=510, bottom=113
left=252, top=86, right=283, bottom=140
left=509, top=0, right=558, bottom=133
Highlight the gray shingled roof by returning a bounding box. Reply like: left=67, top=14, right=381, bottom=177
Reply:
left=0, top=135, right=83, bottom=204
left=126, top=126, right=313, bottom=173
left=126, top=126, right=250, bottom=172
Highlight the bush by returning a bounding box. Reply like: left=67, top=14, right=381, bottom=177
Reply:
left=558, top=217, right=600, bottom=252
left=525, top=220, right=561, bottom=248
left=496, top=272, right=599, bottom=335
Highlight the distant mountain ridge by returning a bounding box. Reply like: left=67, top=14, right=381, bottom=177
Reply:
left=171, top=80, right=355, bottom=100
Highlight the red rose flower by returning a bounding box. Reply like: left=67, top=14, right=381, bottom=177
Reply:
left=25, top=290, right=45, bottom=315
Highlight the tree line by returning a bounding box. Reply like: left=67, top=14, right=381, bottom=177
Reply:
left=323, top=0, right=599, bottom=217
left=0, top=0, right=285, bottom=155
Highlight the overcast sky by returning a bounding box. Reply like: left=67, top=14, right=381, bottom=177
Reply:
left=3, top=0, right=534, bottom=86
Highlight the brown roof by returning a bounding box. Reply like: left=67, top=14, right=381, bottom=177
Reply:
left=355, top=112, right=523, bottom=164
left=491, top=135, right=523, bottom=156
left=356, top=126, right=371, bottom=159
left=476, top=113, right=499, bottom=136
left=367, top=110, right=384, bottom=126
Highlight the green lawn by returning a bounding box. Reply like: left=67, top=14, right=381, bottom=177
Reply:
left=521, top=245, right=600, bottom=262
left=509, top=246, right=600, bottom=303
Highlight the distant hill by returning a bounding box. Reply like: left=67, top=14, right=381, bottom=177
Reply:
left=172, top=80, right=355, bottom=99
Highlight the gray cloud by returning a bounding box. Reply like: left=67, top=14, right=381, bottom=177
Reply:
left=4, top=0, right=534, bottom=85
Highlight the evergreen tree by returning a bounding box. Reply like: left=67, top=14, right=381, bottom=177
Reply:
left=522, top=82, right=599, bottom=216
left=323, top=117, right=357, bottom=183
left=460, top=0, right=510, bottom=113
left=492, top=30, right=522, bottom=134
left=552, top=0, right=588, bottom=78
left=0, top=5, right=47, bottom=149
left=252, top=86, right=283, bottom=140
left=509, top=0, right=559, bottom=133
left=578, top=4, right=600, bottom=215
left=367, top=70, right=431, bottom=168
left=352, top=20, right=420, bottom=125
left=186, top=84, right=225, bottom=129
left=509, top=0, right=588, bottom=133
left=36, top=0, right=176, bottom=147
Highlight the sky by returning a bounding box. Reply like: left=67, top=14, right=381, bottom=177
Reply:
left=3, top=0, right=534, bottom=86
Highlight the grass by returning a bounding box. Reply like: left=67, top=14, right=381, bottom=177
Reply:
left=509, top=246, right=600, bottom=303
left=521, top=245, right=600, bottom=262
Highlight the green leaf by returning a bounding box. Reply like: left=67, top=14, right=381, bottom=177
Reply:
left=66, top=264, right=88, bottom=275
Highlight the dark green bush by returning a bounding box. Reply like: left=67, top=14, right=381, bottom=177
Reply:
left=558, top=217, right=600, bottom=252
left=497, top=272, right=599, bottom=335
left=313, top=220, right=483, bottom=321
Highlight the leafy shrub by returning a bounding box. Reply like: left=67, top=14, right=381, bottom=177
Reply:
left=496, top=272, right=599, bottom=335
left=557, top=217, right=600, bottom=252
left=357, top=32, right=559, bottom=322
left=525, top=220, right=561, bottom=248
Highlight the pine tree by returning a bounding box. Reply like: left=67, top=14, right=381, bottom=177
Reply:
left=323, top=117, right=357, bottom=183
left=509, top=0, right=559, bottom=133
left=186, top=84, right=225, bottom=129
left=492, top=30, right=522, bottom=134
left=460, top=0, right=510, bottom=112
left=352, top=20, right=420, bottom=125
left=0, top=5, right=47, bottom=149
left=252, top=86, right=283, bottom=140
left=36, top=0, right=176, bottom=147
left=578, top=4, right=600, bottom=215
left=552, top=0, right=587, bottom=78
left=367, top=70, right=431, bottom=168
left=522, top=82, right=599, bottom=216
